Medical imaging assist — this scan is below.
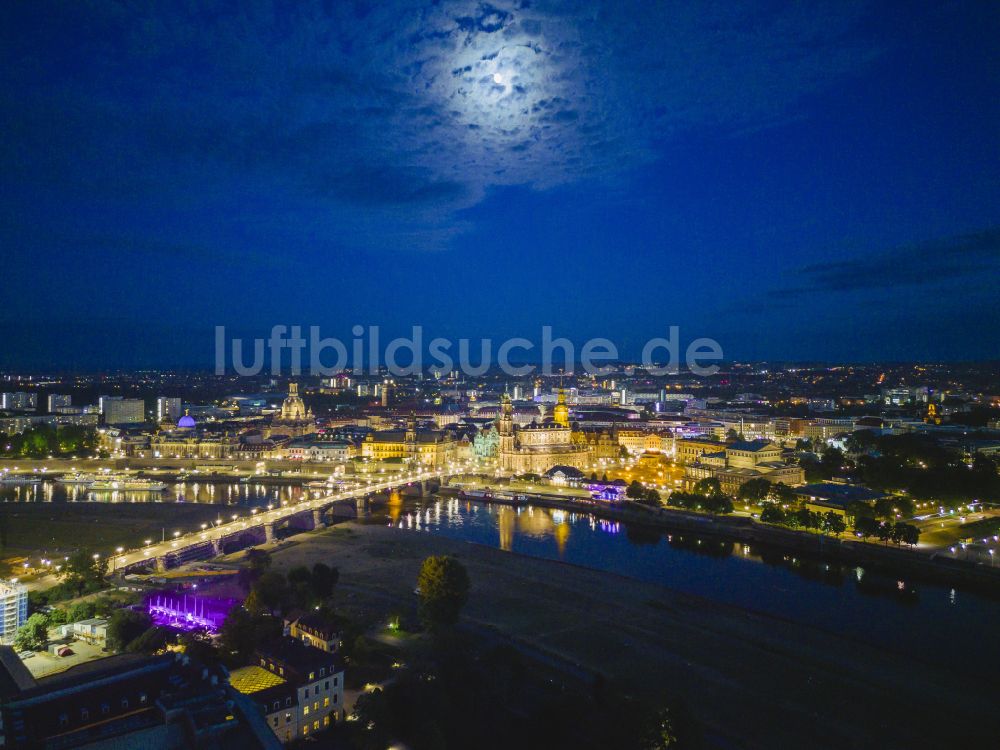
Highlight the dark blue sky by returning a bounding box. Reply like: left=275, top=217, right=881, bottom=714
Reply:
left=2, top=1, right=998, bottom=369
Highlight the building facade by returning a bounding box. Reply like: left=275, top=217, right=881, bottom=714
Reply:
left=0, top=581, right=27, bottom=645
left=496, top=392, right=590, bottom=475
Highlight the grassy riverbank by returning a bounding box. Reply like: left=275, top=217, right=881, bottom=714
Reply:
left=266, top=521, right=994, bottom=750
left=0, top=503, right=224, bottom=561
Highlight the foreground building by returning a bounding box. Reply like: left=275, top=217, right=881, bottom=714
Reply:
left=230, top=638, right=345, bottom=743
left=0, top=650, right=280, bottom=749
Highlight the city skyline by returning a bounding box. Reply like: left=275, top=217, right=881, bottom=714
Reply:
left=2, top=1, right=998, bottom=369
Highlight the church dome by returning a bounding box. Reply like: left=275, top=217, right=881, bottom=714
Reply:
left=177, top=414, right=196, bottom=428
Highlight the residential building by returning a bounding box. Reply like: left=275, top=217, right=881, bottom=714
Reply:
left=285, top=613, right=342, bottom=653
left=156, top=397, right=182, bottom=424
left=0, top=651, right=280, bottom=749
left=0, top=393, right=35, bottom=411
left=0, top=414, right=99, bottom=436
left=0, top=581, right=27, bottom=645
left=230, top=639, right=345, bottom=743
left=46, top=394, right=72, bottom=412
left=103, top=398, right=146, bottom=425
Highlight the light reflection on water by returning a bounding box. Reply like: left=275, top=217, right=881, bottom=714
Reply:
left=383, top=497, right=1000, bottom=679
left=0, top=480, right=306, bottom=508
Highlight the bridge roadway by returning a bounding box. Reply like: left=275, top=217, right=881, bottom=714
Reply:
left=113, top=462, right=475, bottom=572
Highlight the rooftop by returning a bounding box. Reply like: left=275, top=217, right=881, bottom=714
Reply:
left=229, top=665, right=287, bottom=695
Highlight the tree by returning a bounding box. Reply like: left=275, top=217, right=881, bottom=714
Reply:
left=737, top=478, right=771, bottom=504
left=791, top=508, right=821, bottom=530
left=820, top=447, right=847, bottom=478
left=252, top=571, right=291, bottom=614
left=310, top=563, right=339, bottom=601
left=875, top=521, right=894, bottom=545
left=126, top=626, right=171, bottom=654
left=245, top=548, right=272, bottom=575
left=417, top=555, right=470, bottom=630
left=874, top=496, right=914, bottom=520
left=67, top=601, right=98, bottom=623
left=892, top=522, right=920, bottom=547
left=693, top=477, right=721, bottom=497
left=14, top=613, right=49, bottom=652
left=625, top=480, right=646, bottom=499
left=217, top=606, right=280, bottom=664
left=703, top=494, right=734, bottom=515
left=62, top=549, right=108, bottom=597
left=821, top=512, right=847, bottom=535
left=106, top=609, right=152, bottom=653
left=853, top=516, right=880, bottom=540
left=287, top=566, right=311, bottom=586
left=769, top=482, right=797, bottom=505
left=760, top=504, right=786, bottom=525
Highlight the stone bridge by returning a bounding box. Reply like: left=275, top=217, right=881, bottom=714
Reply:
left=113, top=464, right=468, bottom=573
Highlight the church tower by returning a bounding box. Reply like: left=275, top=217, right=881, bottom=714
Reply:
left=498, top=392, right=516, bottom=471
left=405, top=412, right=418, bottom=462
left=553, top=387, right=570, bottom=428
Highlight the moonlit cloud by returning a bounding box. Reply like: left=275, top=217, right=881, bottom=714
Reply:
left=1, top=0, right=879, bottom=251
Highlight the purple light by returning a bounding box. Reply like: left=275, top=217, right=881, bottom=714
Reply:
left=584, top=483, right=625, bottom=502
left=146, top=592, right=237, bottom=633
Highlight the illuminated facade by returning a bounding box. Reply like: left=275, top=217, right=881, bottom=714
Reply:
left=497, top=393, right=590, bottom=475
left=682, top=439, right=805, bottom=494
left=0, top=580, right=27, bottom=645
left=361, top=414, right=457, bottom=467
left=268, top=383, right=315, bottom=438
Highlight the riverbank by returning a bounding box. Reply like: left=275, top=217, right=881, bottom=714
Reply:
left=0, top=503, right=225, bottom=560
left=265, top=520, right=994, bottom=749
left=443, top=488, right=1000, bottom=593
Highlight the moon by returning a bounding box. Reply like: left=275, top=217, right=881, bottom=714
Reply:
left=492, top=72, right=504, bottom=84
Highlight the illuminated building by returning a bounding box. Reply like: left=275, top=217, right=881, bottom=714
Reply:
left=682, top=439, right=805, bottom=494
left=497, top=392, right=590, bottom=475
left=285, top=613, right=342, bottom=653
left=0, top=651, right=277, bottom=748
left=267, top=383, right=315, bottom=438
left=47, top=394, right=72, bottom=412
left=156, top=397, right=182, bottom=423
left=0, top=580, right=27, bottom=645
left=102, top=398, right=145, bottom=425
left=230, top=639, right=345, bottom=743
left=0, top=392, right=36, bottom=411
left=361, top=414, right=457, bottom=467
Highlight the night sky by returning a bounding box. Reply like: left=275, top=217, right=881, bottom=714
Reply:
left=2, top=1, right=998, bottom=369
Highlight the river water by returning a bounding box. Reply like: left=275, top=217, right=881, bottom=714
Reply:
left=0, top=479, right=307, bottom=507
left=4, top=482, right=996, bottom=678
left=382, top=495, right=999, bottom=679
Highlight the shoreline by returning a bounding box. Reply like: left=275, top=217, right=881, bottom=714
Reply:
left=440, top=488, right=1000, bottom=594
left=261, top=520, right=996, bottom=749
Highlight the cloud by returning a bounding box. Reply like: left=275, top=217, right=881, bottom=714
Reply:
left=786, top=228, right=1000, bottom=294
left=1, top=0, right=882, bottom=251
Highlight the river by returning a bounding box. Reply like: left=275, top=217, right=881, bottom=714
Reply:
left=4, top=482, right=996, bottom=678
left=0, top=479, right=308, bottom=507
left=382, top=495, right=999, bottom=679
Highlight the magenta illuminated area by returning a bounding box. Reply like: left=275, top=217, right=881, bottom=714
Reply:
left=147, top=592, right=238, bottom=633
left=585, top=483, right=626, bottom=503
